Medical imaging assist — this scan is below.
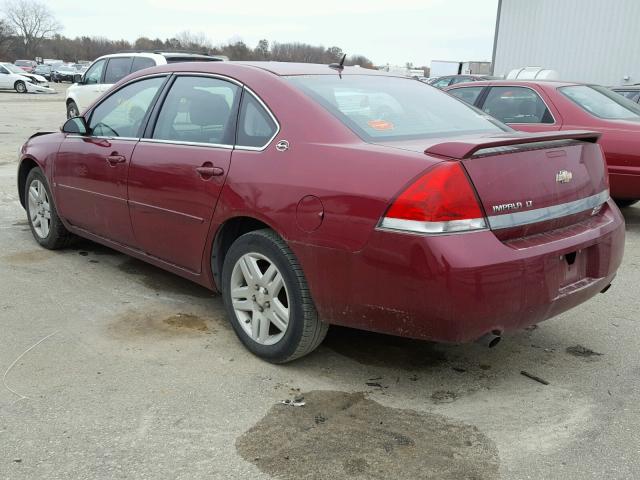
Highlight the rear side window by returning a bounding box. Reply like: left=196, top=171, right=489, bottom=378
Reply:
left=104, top=57, right=133, bottom=84
left=288, top=75, right=505, bottom=142
left=84, top=59, right=106, bottom=85
left=153, top=76, right=240, bottom=145
left=449, top=86, right=484, bottom=105
left=236, top=92, right=278, bottom=148
left=482, top=86, right=554, bottom=124
left=131, top=57, right=156, bottom=74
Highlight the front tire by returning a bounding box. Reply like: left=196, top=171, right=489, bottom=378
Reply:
left=221, top=229, right=328, bottom=363
left=15, top=81, right=26, bottom=93
left=614, top=198, right=638, bottom=208
left=24, top=167, right=73, bottom=249
left=66, top=100, right=79, bottom=119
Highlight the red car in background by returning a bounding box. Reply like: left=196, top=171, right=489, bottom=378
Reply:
left=446, top=80, right=640, bottom=207
left=17, top=62, right=624, bottom=362
left=14, top=59, right=36, bottom=73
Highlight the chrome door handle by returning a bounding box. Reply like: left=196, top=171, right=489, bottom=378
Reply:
left=195, top=165, right=224, bottom=178
left=106, top=154, right=126, bottom=165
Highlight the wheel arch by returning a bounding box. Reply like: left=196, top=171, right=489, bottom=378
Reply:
left=17, top=157, right=40, bottom=209
left=211, top=216, right=276, bottom=288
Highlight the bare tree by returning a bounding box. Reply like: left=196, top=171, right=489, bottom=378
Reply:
left=254, top=39, right=269, bottom=59
left=3, top=0, right=61, bottom=58
left=0, top=18, right=13, bottom=56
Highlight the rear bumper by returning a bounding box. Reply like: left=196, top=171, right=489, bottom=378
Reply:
left=297, top=200, right=625, bottom=343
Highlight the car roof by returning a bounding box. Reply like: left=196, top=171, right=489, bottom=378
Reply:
left=611, top=85, right=640, bottom=90
left=127, top=61, right=403, bottom=79
left=229, top=61, right=397, bottom=76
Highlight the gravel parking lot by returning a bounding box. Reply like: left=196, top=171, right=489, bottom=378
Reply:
left=1, top=85, right=639, bottom=480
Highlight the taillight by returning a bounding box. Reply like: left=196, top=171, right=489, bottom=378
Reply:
left=379, top=162, right=487, bottom=234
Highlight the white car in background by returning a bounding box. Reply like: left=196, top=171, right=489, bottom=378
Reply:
left=0, top=62, right=53, bottom=93
left=65, top=51, right=225, bottom=118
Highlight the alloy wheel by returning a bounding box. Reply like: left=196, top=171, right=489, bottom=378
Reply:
left=28, top=179, right=51, bottom=238
left=230, top=252, right=290, bottom=346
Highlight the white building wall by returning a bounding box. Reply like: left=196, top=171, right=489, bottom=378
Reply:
left=493, top=0, right=640, bottom=85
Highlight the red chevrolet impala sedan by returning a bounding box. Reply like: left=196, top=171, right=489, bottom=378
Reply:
left=18, top=62, right=624, bottom=362
left=446, top=80, right=640, bottom=207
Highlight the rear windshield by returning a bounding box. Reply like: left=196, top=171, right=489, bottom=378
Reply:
left=559, top=85, right=640, bottom=120
left=287, top=75, right=507, bottom=141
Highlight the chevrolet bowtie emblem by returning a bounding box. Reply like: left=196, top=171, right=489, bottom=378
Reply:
left=556, top=170, right=573, bottom=183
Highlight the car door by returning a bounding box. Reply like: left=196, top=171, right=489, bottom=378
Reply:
left=477, top=85, right=562, bottom=132
left=127, top=75, right=241, bottom=272
left=54, top=75, right=167, bottom=246
left=75, top=58, right=107, bottom=111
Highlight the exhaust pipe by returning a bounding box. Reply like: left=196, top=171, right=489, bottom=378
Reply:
left=600, top=284, right=612, bottom=294
left=475, top=330, right=502, bottom=348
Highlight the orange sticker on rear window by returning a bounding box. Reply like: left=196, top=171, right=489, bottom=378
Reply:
left=367, top=119, right=394, bottom=131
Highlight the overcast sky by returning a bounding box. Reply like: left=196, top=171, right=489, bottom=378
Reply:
left=49, top=0, right=499, bottom=66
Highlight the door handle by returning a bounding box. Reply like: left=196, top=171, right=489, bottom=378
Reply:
left=106, top=154, right=126, bottom=165
left=195, top=165, right=224, bottom=178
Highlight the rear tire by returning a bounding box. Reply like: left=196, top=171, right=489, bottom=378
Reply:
left=66, top=100, right=79, bottom=119
left=614, top=198, right=638, bottom=208
left=15, top=81, right=26, bottom=93
left=221, top=229, right=328, bottom=363
left=24, top=167, right=73, bottom=249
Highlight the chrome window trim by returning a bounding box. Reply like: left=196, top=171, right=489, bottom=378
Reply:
left=234, top=86, right=281, bottom=152
left=487, top=190, right=610, bottom=230
left=480, top=85, right=557, bottom=125
left=139, top=138, right=233, bottom=149
left=171, top=71, right=242, bottom=86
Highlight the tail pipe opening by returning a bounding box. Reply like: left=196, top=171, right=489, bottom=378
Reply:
left=475, top=330, right=502, bottom=348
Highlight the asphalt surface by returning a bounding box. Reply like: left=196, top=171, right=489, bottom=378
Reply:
left=0, top=84, right=639, bottom=480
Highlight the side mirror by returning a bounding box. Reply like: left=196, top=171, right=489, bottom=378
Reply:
left=73, top=73, right=83, bottom=84
left=62, top=117, right=89, bottom=135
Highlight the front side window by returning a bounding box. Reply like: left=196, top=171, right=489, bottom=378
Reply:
left=89, top=76, right=165, bottom=138
left=561, top=85, right=640, bottom=120
left=482, top=86, right=554, bottom=124
left=449, top=86, right=484, bottom=106
left=236, top=92, right=278, bottom=148
left=153, top=76, right=240, bottom=145
left=84, top=59, right=106, bottom=85
left=288, top=75, right=506, bottom=142
left=104, top=57, right=132, bottom=84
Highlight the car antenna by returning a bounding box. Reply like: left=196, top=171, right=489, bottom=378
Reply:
left=329, top=54, right=347, bottom=71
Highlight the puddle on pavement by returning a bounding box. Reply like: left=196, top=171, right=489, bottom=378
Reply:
left=2, top=249, right=55, bottom=265
left=236, top=390, right=499, bottom=480
left=323, top=326, right=448, bottom=370
left=108, top=310, right=223, bottom=339
left=118, top=258, right=213, bottom=299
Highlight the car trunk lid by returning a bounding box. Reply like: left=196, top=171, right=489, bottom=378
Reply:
left=424, top=131, right=609, bottom=239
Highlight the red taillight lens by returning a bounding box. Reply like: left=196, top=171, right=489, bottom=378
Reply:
left=380, top=162, right=487, bottom=234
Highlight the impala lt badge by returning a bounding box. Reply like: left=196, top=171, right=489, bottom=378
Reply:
left=492, top=200, right=533, bottom=213
left=556, top=170, right=573, bottom=183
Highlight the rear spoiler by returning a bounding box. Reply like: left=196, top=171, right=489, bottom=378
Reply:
left=424, top=130, right=601, bottom=160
